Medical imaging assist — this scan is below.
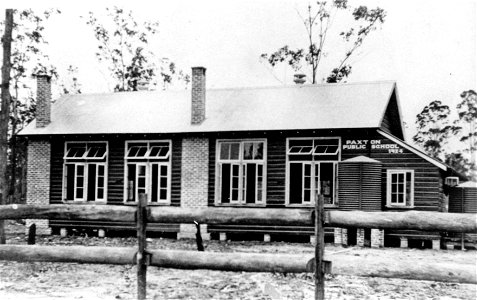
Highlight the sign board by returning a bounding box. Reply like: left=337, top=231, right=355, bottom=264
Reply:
left=343, top=139, right=403, bottom=154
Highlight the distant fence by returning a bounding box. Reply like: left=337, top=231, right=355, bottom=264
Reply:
left=0, top=197, right=476, bottom=300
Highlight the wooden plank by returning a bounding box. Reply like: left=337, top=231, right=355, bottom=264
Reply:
left=327, top=210, right=477, bottom=232
left=137, top=194, right=147, bottom=300
left=0, top=245, right=474, bottom=283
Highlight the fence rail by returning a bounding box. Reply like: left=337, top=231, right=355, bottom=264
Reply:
left=1, top=204, right=476, bottom=232
left=1, top=201, right=477, bottom=300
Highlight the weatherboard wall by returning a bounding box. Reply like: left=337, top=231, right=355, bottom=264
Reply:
left=49, top=135, right=182, bottom=207
left=46, top=129, right=443, bottom=213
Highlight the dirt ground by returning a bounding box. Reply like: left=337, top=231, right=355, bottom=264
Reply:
left=0, top=221, right=476, bottom=300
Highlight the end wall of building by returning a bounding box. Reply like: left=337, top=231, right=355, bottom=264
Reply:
left=26, top=139, right=51, bottom=235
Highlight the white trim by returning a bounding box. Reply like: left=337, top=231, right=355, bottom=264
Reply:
left=123, top=139, right=172, bottom=204
left=74, top=164, right=86, bottom=201
left=64, top=141, right=108, bottom=160
left=386, top=169, right=414, bottom=207
left=125, top=140, right=171, bottom=160
left=377, top=129, right=447, bottom=170
left=150, top=162, right=171, bottom=204
left=285, top=137, right=341, bottom=207
left=95, top=164, right=106, bottom=202
left=215, top=139, right=267, bottom=206
left=62, top=141, right=109, bottom=203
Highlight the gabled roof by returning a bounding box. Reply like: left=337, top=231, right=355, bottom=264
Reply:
left=20, top=81, right=398, bottom=135
left=377, top=129, right=447, bottom=171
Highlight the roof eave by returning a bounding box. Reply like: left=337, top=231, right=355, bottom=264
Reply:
left=377, top=129, right=447, bottom=171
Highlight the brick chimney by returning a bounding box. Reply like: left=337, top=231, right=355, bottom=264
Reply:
left=36, top=75, right=52, bottom=128
left=191, top=66, right=206, bottom=125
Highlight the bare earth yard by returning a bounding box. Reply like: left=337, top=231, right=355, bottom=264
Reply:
left=0, top=222, right=476, bottom=300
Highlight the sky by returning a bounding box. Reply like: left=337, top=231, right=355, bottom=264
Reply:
left=1, top=0, right=476, bottom=141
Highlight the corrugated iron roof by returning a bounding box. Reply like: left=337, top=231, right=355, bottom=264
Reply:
left=19, top=81, right=397, bottom=135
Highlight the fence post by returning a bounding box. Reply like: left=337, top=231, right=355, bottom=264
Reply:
left=137, top=193, right=148, bottom=300
left=315, top=194, right=325, bottom=300
left=27, top=223, right=36, bottom=245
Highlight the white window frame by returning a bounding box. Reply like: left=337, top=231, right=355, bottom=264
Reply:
left=64, top=141, right=108, bottom=160
left=150, top=162, right=172, bottom=204
left=386, top=169, right=414, bottom=207
left=62, top=141, right=108, bottom=203
left=215, top=139, right=267, bottom=206
left=125, top=141, right=171, bottom=160
left=123, top=140, right=172, bottom=205
left=285, top=137, right=340, bottom=207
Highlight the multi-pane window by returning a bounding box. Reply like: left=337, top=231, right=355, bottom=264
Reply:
left=63, top=142, right=107, bottom=202
left=217, top=140, right=265, bottom=205
left=125, top=141, right=171, bottom=204
left=287, top=138, right=340, bottom=206
left=387, top=170, right=414, bottom=207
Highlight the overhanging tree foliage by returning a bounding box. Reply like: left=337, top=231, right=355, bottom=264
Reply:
left=84, top=7, right=189, bottom=92
left=413, top=100, right=452, bottom=160
left=0, top=9, right=59, bottom=204
left=414, top=92, right=476, bottom=180
left=260, top=0, right=385, bottom=84
left=450, top=90, right=477, bottom=179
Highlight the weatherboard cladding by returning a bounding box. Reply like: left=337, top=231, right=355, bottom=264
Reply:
left=449, top=185, right=477, bottom=213
left=46, top=128, right=443, bottom=215
left=19, top=81, right=398, bottom=136
left=49, top=135, right=182, bottom=207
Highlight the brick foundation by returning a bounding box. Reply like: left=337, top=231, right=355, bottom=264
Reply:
left=432, top=239, right=440, bottom=250
left=334, top=228, right=348, bottom=246
left=334, top=228, right=342, bottom=244
left=179, top=137, right=210, bottom=240
left=357, top=229, right=365, bottom=247
left=26, top=140, right=51, bottom=235
left=371, top=229, right=384, bottom=248
left=400, top=237, right=408, bottom=248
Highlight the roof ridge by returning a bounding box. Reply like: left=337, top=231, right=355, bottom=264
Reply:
left=53, top=80, right=398, bottom=99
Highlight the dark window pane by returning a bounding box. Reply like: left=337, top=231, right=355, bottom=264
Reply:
left=243, top=142, right=253, bottom=160
left=127, top=164, right=136, bottom=202
left=66, top=164, right=75, bottom=200
left=246, top=164, right=256, bottom=203
left=151, top=164, right=158, bottom=202
left=86, top=144, right=106, bottom=158
left=320, top=163, right=334, bottom=199
left=254, top=143, right=263, bottom=159
left=220, top=143, right=230, bottom=160
left=97, top=188, right=104, bottom=199
left=160, top=189, right=167, bottom=200
left=221, top=164, right=231, bottom=203
left=160, top=177, right=167, bottom=188
left=87, top=164, right=96, bottom=201
left=230, top=143, right=240, bottom=160
left=289, top=163, right=303, bottom=204
left=77, top=165, right=84, bottom=176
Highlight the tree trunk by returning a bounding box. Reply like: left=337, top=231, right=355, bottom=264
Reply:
left=0, top=9, right=14, bottom=244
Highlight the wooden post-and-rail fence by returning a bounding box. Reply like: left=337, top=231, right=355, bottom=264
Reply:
left=1, top=195, right=477, bottom=300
